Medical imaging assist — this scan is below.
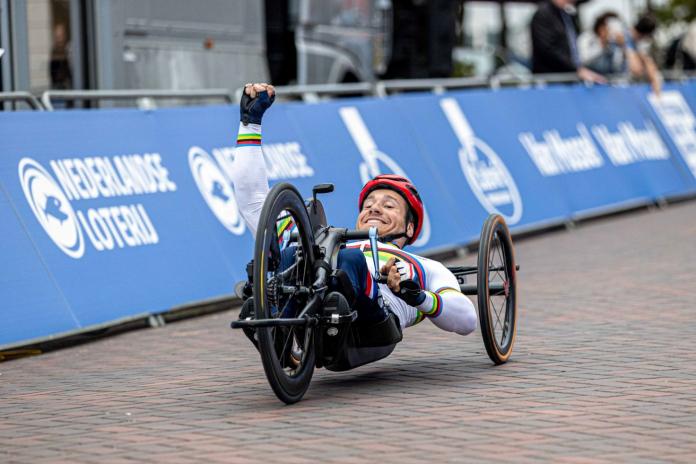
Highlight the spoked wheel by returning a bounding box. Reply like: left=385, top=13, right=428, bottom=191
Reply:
left=254, top=183, right=317, bottom=404
left=477, top=214, right=517, bottom=365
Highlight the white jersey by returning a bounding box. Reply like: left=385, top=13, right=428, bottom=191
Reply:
left=230, top=122, right=477, bottom=335
left=345, top=240, right=463, bottom=327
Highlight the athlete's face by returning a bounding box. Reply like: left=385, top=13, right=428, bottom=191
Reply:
left=356, top=189, right=414, bottom=243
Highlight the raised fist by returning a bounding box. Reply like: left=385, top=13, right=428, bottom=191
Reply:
left=240, top=82, right=276, bottom=125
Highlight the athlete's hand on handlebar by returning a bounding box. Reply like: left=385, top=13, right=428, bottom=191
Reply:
left=240, top=82, right=275, bottom=126
left=380, top=257, right=426, bottom=307
left=380, top=257, right=402, bottom=292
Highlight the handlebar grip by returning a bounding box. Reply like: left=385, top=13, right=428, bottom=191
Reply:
left=399, top=279, right=419, bottom=291
left=376, top=276, right=418, bottom=288
left=344, top=230, right=370, bottom=240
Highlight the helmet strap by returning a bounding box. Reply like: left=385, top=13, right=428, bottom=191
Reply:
left=380, top=231, right=410, bottom=248
left=382, top=217, right=415, bottom=248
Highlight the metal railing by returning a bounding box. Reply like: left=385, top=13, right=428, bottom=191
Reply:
left=240, top=82, right=375, bottom=102
left=269, top=72, right=631, bottom=101
left=258, top=74, right=578, bottom=102
left=0, top=91, right=44, bottom=110
left=41, top=88, right=234, bottom=111
left=660, top=69, right=696, bottom=82
left=271, top=71, right=696, bottom=100
left=375, top=76, right=491, bottom=96
left=2, top=71, right=695, bottom=112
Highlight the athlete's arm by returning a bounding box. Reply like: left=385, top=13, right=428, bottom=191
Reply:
left=418, top=261, right=477, bottom=335
left=229, top=83, right=275, bottom=236
left=383, top=257, right=477, bottom=335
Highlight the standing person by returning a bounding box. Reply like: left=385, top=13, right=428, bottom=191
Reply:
left=579, top=12, right=663, bottom=95
left=530, top=0, right=606, bottom=83
left=49, top=23, right=73, bottom=108
left=49, top=23, right=72, bottom=91
left=625, top=13, right=662, bottom=95
left=578, top=12, right=626, bottom=76
left=664, top=21, right=696, bottom=72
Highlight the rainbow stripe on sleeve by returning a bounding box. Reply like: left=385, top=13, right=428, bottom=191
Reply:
left=435, top=287, right=461, bottom=295
left=415, top=288, right=460, bottom=323
left=237, top=133, right=262, bottom=147
left=421, top=291, right=443, bottom=318
left=275, top=215, right=296, bottom=246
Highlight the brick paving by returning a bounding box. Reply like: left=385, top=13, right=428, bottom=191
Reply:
left=2, top=202, right=696, bottom=463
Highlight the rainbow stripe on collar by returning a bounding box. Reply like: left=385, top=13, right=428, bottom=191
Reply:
left=237, top=133, right=261, bottom=147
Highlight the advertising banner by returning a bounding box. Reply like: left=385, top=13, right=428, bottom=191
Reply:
left=0, top=109, right=250, bottom=340
left=2, top=82, right=695, bottom=347
left=637, top=82, right=696, bottom=189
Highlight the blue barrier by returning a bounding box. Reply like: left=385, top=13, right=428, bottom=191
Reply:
left=2, top=82, right=696, bottom=347
left=635, top=82, right=696, bottom=189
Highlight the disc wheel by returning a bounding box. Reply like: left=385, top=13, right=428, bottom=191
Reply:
left=477, top=214, right=517, bottom=364
left=254, top=183, right=317, bottom=404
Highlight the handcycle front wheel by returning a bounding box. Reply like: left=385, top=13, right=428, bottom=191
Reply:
left=254, top=183, right=317, bottom=404
left=477, top=214, right=517, bottom=365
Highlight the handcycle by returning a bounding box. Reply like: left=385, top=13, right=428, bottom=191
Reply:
left=231, top=182, right=518, bottom=404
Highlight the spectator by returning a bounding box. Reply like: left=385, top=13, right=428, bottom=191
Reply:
left=624, top=13, right=662, bottom=95
left=579, top=12, right=662, bottom=94
left=530, top=0, right=606, bottom=83
left=664, top=23, right=696, bottom=72
left=665, top=20, right=696, bottom=72
left=49, top=23, right=72, bottom=91
left=578, top=12, right=626, bottom=76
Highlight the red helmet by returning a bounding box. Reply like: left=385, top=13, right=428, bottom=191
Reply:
left=358, top=174, right=424, bottom=245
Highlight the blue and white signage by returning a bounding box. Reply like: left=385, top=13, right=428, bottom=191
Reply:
left=2, top=82, right=696, bottom=347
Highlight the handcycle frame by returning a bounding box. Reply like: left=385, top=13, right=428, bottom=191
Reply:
left=231, top=231, right=501, bottom=325
left=232, top=182, right=518, bottom=404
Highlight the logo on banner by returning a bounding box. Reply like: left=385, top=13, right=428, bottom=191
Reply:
left=188, top=146, right=245, bottom=235
left=19, top=158, right=85, bottom=258
left=17, top=154, right=175, bottom=259
left=518, top=121, right=668, bottom=176
left=648, top=90, right=696, bottom=178
left=339, top=106, right=432, bottom=246
left=439, top=98, right=523, bottom=225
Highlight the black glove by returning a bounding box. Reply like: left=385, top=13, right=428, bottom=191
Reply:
left=240, top=90, right=275, bottom=125
left=390, top=259, right=426, bottom=306
left=397, top=279, right=426, bottom=306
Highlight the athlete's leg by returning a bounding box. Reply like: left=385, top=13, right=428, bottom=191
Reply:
left=238, top=244, right=307, bottom=351
left=335, top=248, right=388, bottom=323
left=276, top=245, right=301, bottom=317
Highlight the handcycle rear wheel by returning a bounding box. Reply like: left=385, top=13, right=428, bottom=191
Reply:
left=477, top=214, right=517, bottom=365
left=254, top=183, right=317, bottom=404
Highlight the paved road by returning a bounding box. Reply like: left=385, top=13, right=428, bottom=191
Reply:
left=2, top=202, right=696, bottom=463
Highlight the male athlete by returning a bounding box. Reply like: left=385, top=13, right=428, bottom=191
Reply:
left=233, top=83, right=477, bottom=346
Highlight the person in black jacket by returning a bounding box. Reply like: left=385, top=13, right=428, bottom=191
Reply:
left=531, top=0, right=605, bottom=83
